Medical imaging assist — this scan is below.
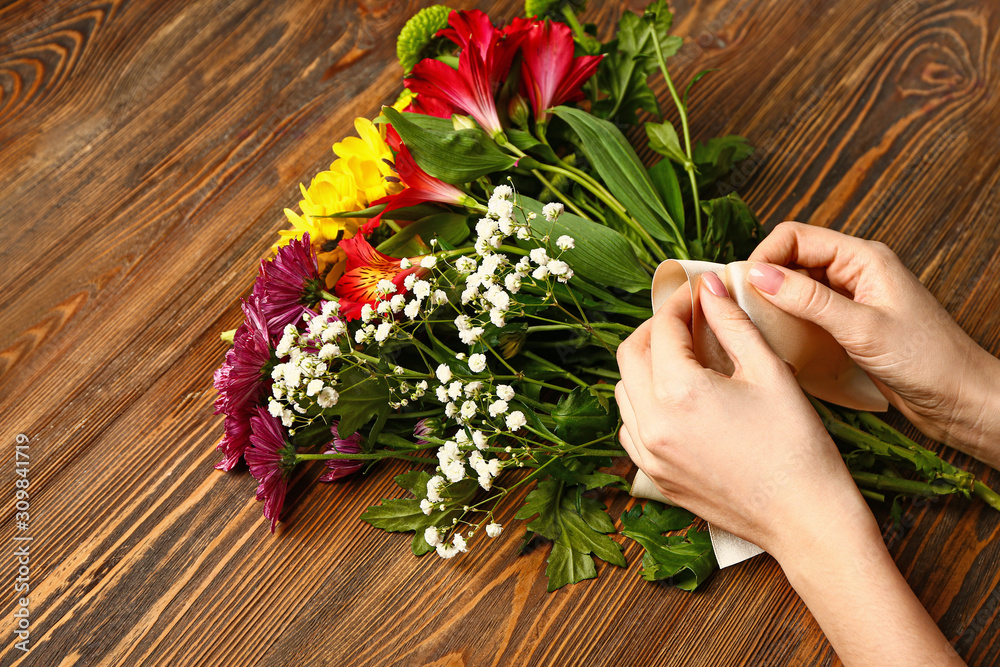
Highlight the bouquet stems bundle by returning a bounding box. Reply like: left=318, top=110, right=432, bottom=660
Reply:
left=211, top=0, right=1000, bottom=591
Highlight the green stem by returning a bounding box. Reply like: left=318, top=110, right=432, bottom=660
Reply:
left=531, top=169, right=591, bottom=220
left=385, top=409, right=443, bottom=420
left=520, top=350, right=589, bottom=388
left=297, top=450, right=430, bottom=463
left=974, top=481, right=1000, bottom=512
left=849, top=471, right=955, bottom=497
left=526, top=322, right=636, bottom=335
left=650, top=26, right=702, bottom=240
left=579, top=367, right=622, bottom=380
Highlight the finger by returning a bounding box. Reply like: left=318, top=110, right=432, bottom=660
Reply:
left=748, top=221, right=872, bottom=294
left=699, top=273, right=784, bottom=380
left=616, top=318, right=654, bottom=406
left=650, top=282, right=700, bottom=377
left=615, top=383, right=648, bottom=470
left=745, top=262, right=874, bottom=342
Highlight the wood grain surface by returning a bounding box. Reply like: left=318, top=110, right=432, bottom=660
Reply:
left=1, top=0, right=999, bottom=665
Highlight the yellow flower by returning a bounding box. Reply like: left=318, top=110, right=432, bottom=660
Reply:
left=331, top=117, right=403, bottom=206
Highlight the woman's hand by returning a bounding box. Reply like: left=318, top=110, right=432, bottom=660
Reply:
left=615, top=273, right=870, bottom=558
left=747, top=221, right=1000, bottom=468
left=615, top=271, right=965, bottom=666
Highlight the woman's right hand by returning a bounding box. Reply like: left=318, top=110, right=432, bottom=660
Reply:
left=747, top=221, right=1000, bottom=467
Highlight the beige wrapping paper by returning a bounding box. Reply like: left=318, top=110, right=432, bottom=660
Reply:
left=629, top=260, right=888, bottom=568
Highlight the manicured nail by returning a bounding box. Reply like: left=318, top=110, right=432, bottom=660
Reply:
left=701, top=272, right=729, bottom=298
left=748, top=263, right=785, bottom=295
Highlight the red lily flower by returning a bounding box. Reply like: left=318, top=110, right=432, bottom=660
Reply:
left=405, top=10, right=529, bottom=137
left=362, top=143, right=470, bottom=235
left=520, top=19, right=603, bottom=123
left=333, top=234, right=426, bottom=320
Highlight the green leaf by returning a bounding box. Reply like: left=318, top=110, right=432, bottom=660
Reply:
left=525, top=0, right=586, bottom=19
left=551, top=386, right=619, bottom=445
left=506, top=128, right=561, bottom=165
left=376, top=212, right=471, bottom=257
left=698, top=193, right=763, bottom=263
left=383, top=107, right=516, bottom=184
left=320, top=366, right=391, bottom=438
left=516, top=479, right=626, bottom=591
left=550, top=106, right=682, bottom=248
left=620, top=502, right=717, bottom=590
left=396, top=5, right=454, bottom=74
left=683, top=68, right=717, bottom=107
left=648, top=160, right=684, bottom=229
left=591, top=0, right=682, bottom=125
left=517, top=196, right=651, bottom=293
left=645, top=121, right=688, bottom=165
left=693, top=135, right=754, bottom=187
left=361, top=472, right=478, bottom=556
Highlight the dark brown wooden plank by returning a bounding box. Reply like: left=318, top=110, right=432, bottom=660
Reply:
left=1, top=0, right=998, bottom=665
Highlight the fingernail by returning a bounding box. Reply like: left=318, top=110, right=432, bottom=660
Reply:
left=701, top=272, right=730, bottom=298
left=748, top=263, right=785, bottom=295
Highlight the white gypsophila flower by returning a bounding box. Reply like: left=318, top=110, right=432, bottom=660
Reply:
left=488, top=399, right=509, bottom=417
left=455, top=256, right=477, bottom=273
left=458, top=327, right=484, bottom=345
left=413, top=280, right=431, bottom=299
left=455, top=430, right=470, bottom=445
left=283, top=364, right=301, bottom=388
left=547, top=259, right=570, bottom=276
left=321, top=300, right=339, bottom=317
left=354, top=328, right=368, bottom=345
left=376, top=301, right=391, bottom=316
left=436, top=386, right=449, bottom=402
left=281, top=409, right=295, bottom=427
left=436, top=543, right=458, bottom=559
left=496, top=384, right=515, bottom=401
left=460, top=286, right=479, bottom=305
left=489, top=309, right=506, bottom=328
left=486, top=522, right=503, bottom=538
left=542, top=202, right=564, bottom=222
left=460, top=400, right=477, bottom=421
left=404, top=274, right=417, bottom=290
left=404, top=300, right=420, bottom=320
left=399, top=257, right=412, bottom=269
left=452, top=533, right=468, bottom=552
left=448, top=380, right=464, bottom=401
left=436, top=364, right=453, bottom=383
left=361, top=303, right=375, bottom=323
left=472, top=430, right=487, bottom=450
left=420, top=499, right=434, bottom=516
left=476, top=217, right=499, bottom=240
left=271, top=364, right=285, bottom=382
left=445, top=402, right=458, bottom=419
left=498, top=218, right=514, bottom=236
left=487, top=197, right=514, bottom=222
left=468, top=353, right=487, bottom=373
left=268, top=399, right=283, bottom=418
left=516, top=226, right=531, bottom=240
left=557, top=269, right=574, bottom=283
left=469, top=450, right=485, bottom=469
left=416, top=379, right=428, bottom=391
left=504, top=273, right=522, bottom=294
left=529, top=248, right=549, bottom=266
left=485, top=285, right=510, bottom=311
left=532, top=266, right=550, bottom=280
left=374, top=321, right=393, bottom=343
left=306, top=378, right=324, bottom=397
left=272, top=384, right=285, bottom=400
left=474, top=237, right=494, bottom=256
left=327, top=321, right=347, bottom=338
left=487, top=459, right=501, bottom=477
left=393, top=366, right=405, bottom=376
left=464, top=381, right=482, bottom=397
left=493, top=184, right=512, bottom=199
left=376, top=278, right=396, bottom=296
left=426, top=475, right=446, bottom=502
left=506, top=411, right=527, bottom=431
left=319, top=343, right=339, bottom=360
left=478, top=473, right=493, bottom=491
left=454, top=314, right=472, bottom=331
left=424, top=526, right=443, bottom=547
left=431, top=289, right=448, bottom=305
left=556, top=235, right=575, bottom=250
left=387, top=294, right=405, bottom=313
left=420, top=255, right=438, bottom=269
left=317, top=387, right=339, bottom=408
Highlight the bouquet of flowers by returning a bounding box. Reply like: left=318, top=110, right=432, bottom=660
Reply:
left=212, top=0, right=1000, bottom=592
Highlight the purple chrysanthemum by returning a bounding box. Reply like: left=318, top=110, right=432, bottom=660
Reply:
left=413, top=418, right=438, bottom=446
left=246, top=407, right=297, bottom=533
left=214, top=410, right=253, bottom=471
left=254, top=233, right=323, bottom=338
left=318, top=423, right=364, bottom=482
left=215, top=297, right=272, bottom=417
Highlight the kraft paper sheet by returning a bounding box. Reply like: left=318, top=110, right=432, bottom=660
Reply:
left=628, top=260, right=888, bottom=568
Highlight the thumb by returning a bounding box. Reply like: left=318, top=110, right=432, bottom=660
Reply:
left=699, top=273, right=783, bottom=379
left=746, top=263, right=867, bottom=338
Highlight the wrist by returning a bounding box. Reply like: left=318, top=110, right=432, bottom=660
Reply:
left=956, top=351, right=1000, bottom=468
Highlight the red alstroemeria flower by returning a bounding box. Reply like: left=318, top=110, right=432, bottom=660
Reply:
left=362, top=143, right=471, bottom=235
left=405, top=10, right=529, bottom=137
left=520, top=19, right=603, bottom=123
left=333, top=234, right=426, bottom=320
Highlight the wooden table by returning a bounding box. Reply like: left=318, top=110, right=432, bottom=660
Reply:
left=2, top=0, right=999, bottom=664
